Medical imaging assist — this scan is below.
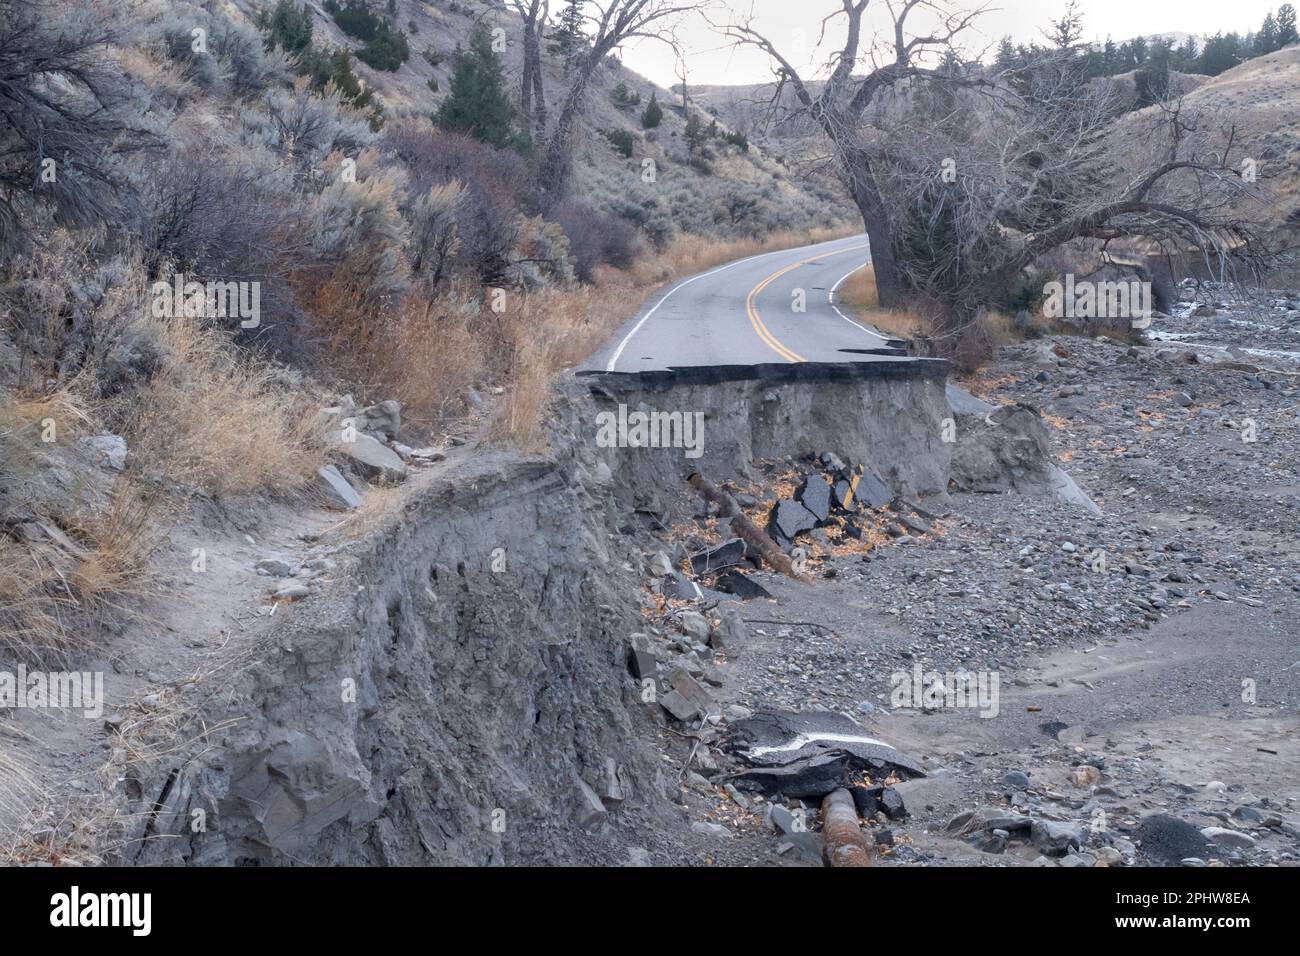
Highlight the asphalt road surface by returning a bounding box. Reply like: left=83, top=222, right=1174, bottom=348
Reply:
left=586, top=234, right=912, bottom=373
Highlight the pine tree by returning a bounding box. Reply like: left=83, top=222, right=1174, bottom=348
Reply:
left=684, top=112, right=705, bottom=154
left=435, top=25, right=520, bottom=150
left=1278, top=4, right=1299, bottom=46
left=640, top=90, right=663, bottom=129
left=994, top=36, right=1018, bottom=71
left=550, top=0, right=586, bottom=72
left=1173, top=36, right=1199, bottom=71
left=1048, top=0, right=1084, bottom=52
left=611, top=81, right=640, bottom=111
left=1198, top=32, right=1243, bottom=75
left=1100, top=37, right=1118, bottom=75
left=1257, top=12, right=1280, bottom=55
left=1135, top=38, right=1172, bottom=106
left=259, top=0, right=314, bottom=55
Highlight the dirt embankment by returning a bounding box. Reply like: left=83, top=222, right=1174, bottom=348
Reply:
left=5, top=357, right=976, bottom=865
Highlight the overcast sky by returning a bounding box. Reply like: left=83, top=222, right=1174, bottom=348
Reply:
left=618, top=0, right=1283, bottom=87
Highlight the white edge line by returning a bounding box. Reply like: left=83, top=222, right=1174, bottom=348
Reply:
left=828, top=259, right=890, bottom=342
left=604, top=235, right=866, bottom=372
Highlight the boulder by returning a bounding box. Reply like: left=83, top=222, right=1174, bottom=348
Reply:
left=315, top=465, right=362, bottom=510
left=357, top=400, right=401, bottom=440
left=327, top=431, right=407, bottom=483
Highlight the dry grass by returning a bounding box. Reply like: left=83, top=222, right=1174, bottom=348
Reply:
left=0, top=538, right=76, bottom=663
left=627, top=224, right=856, bottom=287
left=0, top=476, right=166, bottom=664
left=64, top=480, right=169, bottom=610
left=126, top=317, right=325, bottom=496
left=836, top=265, right=929, bottom=340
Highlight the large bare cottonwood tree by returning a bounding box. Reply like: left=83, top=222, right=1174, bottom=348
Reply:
left=723, top=0, right=986, bottom=308
left=725, top=0, right=1272, bottom=341
left=877, top=68, right=1271, bottom=346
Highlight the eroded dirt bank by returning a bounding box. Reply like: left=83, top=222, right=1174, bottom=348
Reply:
left=90, top=362, right=957, bottom=865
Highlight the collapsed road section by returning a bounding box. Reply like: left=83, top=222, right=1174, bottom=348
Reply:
left=97, top=345, right=1085, bottom=866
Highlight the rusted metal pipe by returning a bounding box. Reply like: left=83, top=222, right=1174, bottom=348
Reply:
left=821, top=788, right=872, bottom=867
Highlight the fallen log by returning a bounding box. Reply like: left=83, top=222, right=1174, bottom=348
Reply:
left=821, top=788, right=873, bottom=867
left=687, top=473, right=805, bottom=581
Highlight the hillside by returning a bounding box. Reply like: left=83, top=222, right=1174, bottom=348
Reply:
left=225, top=0, right=847, bottom=241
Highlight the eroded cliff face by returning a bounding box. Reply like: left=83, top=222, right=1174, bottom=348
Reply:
left=574, top=360, right=954, bottom=501
left=121, top=365, right=958, bottom=866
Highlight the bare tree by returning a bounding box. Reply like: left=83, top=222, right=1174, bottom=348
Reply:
left=511, top=0, right=550, bottom=140
left=722, top=0, right=987, bottom=308
left=874, top=55, right=1271, bottom=350
left=535, top=0, right=705, bottom=205
left=726, top=0, right=1272, bottom=338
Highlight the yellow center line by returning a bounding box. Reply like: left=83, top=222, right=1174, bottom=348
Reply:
left=744, top=243, right=871, bottom=363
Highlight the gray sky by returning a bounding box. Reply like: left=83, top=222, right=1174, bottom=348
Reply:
left=619, top=0, right=1282, bottom=87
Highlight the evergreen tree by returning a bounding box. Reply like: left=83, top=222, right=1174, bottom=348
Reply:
left=1047, top=0, right=1084, bottom=51
left=611, top=81, right=641, bottom=111
left=640, top=90, right=663, bottom=129
left=1100, top=37, right=1118, bottom=74
left=435, top=25, right=521, bottom=149
left=550, top=0, right=586, bottom=72
left=259, top=0, right=313, bottom=54
left=1135, top=38, right=1172, bottom=106
left=356, top=20, right=410, bottom=71
left=1199, top=32, right=1244, bottom=74
left=1257, top=12, right=1280, bottom=54
left=1130, top=35, right=1148, bottom=65
left=1278, top=4, right=1299, bottom=46
left=683, top=112, right=705, bottom=154
left=995, top=36, right=1018, bottom=71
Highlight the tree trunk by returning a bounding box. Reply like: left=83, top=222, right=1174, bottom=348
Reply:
left=520, top=21, right=546, bottom=141
left=537, top=80, right=586, bottom=205
left=841, top=150, right=905, bottom=310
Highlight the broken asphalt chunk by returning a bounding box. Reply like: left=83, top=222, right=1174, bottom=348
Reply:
left=715, top=570, right=772, bottom=601
left=842, top=462, right=894, bottom=510
left=689, top=538, right=747, bottom=575
left=767, top=499, right=817, bottom=545
left=831, top=479, right=859, bottom=514
left=726, top=710, right=925, bottom=776
left=794, top=476, right=832, bottom=524
left=729, top=752, right=852, bottom=799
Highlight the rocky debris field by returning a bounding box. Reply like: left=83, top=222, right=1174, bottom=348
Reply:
left=623, top=322, right=1300, bottom=867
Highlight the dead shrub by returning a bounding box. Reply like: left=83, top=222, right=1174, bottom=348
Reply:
left=549, top=200, right=643, bottom=282
left=382, top=122, right=528, bottom=283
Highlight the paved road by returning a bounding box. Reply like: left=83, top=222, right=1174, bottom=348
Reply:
left=585, top=234, right=912, bottom=373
